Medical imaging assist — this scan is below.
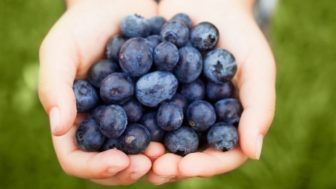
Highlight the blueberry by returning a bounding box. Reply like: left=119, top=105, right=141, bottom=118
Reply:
left=174, top=46, right=202, bottom=83
left=187, top=100, right=216, bottom=131
left=164, top=126, right=199, bottom=156
left=141, top=112, right=165, bottom=142
left=119, top=38, right=153, bottom=77
left=98, top=105, right=128, bottom=138
left=88, top=59, right=119, bottom=88
left=76, top=118, right=105, bottom=152
left=204, top=48, right=237, bottom=83
left=136, top=71, right=178, bottom=107
left=146, top=35, right=162, bottom=52
left=169, top=93, right=188, bottom=112
left=191, top=22, right=219, bottom=51
left=119, top=124, right=151, bottom=154
left=207, top=123, right=238, bottom=151
left=215, top=98, right=242, bottom=125
left=122, top=99, right=144, bottom=123
left=154, top=42, right=179, bottom=71
left=170, top=13, right=193, bottom=29
left=100, top=73, right=134, bottom=104
left=180, top=79, right=205, bottom=102
left=147, top=16, right=166, bottom=35
left=120, top=14, right=149, bottom=38
left=206, top=81, right=235, bottom=101
left=73, top=80, right=98, bottom=113
left=161, top=20, right=189, bottom=47
left=91, top=105, right=107, bottom=122
left=157, top=102, right=184, bottom=131
left=101, top=138, right=120, bottom=151
left=106, top=35, right=126, bottom=61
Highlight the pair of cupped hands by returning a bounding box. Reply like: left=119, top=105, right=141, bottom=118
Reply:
left=38, top=0, right=276, bottom=186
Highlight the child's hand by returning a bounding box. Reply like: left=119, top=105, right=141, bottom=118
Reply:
left=38, top=0, right=164, bottom=185
left=148, top=0, right=276, bottom=184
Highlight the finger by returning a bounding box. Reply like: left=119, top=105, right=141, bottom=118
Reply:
left=236, top=22, right=276, bottom=160
left=91, top=154, right=151, bottom=186
left=52, top=126, right=129, bottom=179
left=143, top=142, right=166, bottom=161
left=178, top=148, right=247, bottom=177
left=148, top=153, right=182, bottom=185
left=39, top=23, right=78, bottom=136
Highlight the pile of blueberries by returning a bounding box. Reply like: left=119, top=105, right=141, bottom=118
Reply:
left=74, top=13, right=242, bottom=156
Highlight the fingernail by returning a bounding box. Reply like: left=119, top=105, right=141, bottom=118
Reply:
left=256, top=135, right=264, bottom=160
left=49, top=107, right=60, bottom=134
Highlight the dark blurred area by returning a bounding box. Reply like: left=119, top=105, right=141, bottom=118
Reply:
left=0, top=0, right=335, bottom=188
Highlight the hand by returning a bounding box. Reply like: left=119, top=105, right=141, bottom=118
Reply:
left=148, top=0, right=276, bottom=184
left=38, top=0, right=165, bottom=185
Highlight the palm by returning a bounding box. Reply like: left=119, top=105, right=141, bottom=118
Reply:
left=39, top=0, right=162, bottom=186
left=147, top=0, right=276, bottom=184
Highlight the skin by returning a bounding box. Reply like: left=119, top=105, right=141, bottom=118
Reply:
left=39, top=0, right=275, bottom=186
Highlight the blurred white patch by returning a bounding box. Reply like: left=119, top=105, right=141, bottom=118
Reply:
left=12, top=63, right=39, bottom=114
left=254, top=0, right=278, bottom=27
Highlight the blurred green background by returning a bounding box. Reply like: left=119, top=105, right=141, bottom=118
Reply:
left=0, top=0, right=335, bottom=188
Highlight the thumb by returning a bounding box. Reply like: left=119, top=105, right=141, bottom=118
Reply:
left=39, top=25, right=78, bottom=136
left=238, top=55, right=276, bottom=160
left=237, top=24, right=276, bottom=160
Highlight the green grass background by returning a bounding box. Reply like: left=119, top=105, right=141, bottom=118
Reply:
left=0, top=0, right=335, bottom=188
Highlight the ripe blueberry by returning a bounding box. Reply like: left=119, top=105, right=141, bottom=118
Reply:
left=204, top=48, right=237, bottom=83
left=207, top=123, right=238, bottom=151
left=136, top=71, right=178, bottom=107
left=119, top=124, right=151, bottom=154
left=169, top=93, right=188, bottom=112
left=187, top=100, right=216, bottom=131
left=119, top=37, right=153, bottom=77
left=215, top=98, right=242, bottom=125
left=141, top=112, right=165, bottom=142
left=206, top=81, right=235, bottom=101
left=106, top=35, right=126, bottom=61
left=122, top=99, right=144, bottom=123
left=73, top=80, right=98, bottom=113
left=161, top=20, right=189, bottom=47
left=164, top=126, right=199, bottom=156
left=174, top=46, right=202, bottom=83
left=76, top=118, right=105, bottom=152
left=98, top=105, right=128, bottom=138
left=180, top=79, right=205, bottom=102
left=120, top=14, right=149, bottom=38
left=146, top=35, right=162, bottom=52
left=170, top=13, right=193, bottom=29
left=191, top=22, right=219, bottom=51
left=88, top=59, right=119, bottom=88
left=91, top=105, right=107, bottom=122
left=100, top=72, right=134, bottom=104
left=154, top=41, right=179, bottom=71
left=147, top=16, right=166, bottom=35
left=157, top=102, right=184, bottom=131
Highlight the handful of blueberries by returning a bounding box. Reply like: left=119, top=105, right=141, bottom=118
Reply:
left=74, top=13, right=242, bottom=156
